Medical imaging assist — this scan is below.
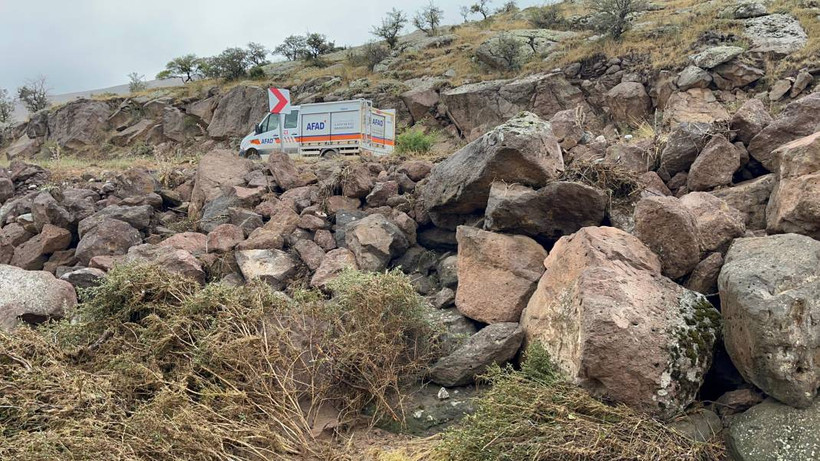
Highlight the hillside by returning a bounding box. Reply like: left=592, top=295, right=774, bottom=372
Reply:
left=2, top=0, right=820, bottom=460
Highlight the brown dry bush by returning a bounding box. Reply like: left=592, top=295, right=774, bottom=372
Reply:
left=561, top=160, right=643, bottom=200
left=0, top=264, right=439, bottom=460
left=435, top=343, right=725, bottom=461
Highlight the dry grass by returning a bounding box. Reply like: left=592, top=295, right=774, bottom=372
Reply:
left=0, top=265, right=440, bottom=460
left=561, top=159, right=643, bottom=200
left=434, top=343, right=725, bottom=461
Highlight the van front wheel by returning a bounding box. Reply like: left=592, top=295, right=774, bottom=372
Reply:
left=245, top=148, right=260, bottom=160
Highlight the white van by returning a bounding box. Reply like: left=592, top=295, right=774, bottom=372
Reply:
left=239, top=99, right=396, bottom=158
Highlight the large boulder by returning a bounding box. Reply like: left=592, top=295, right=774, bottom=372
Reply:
left=712, top=61, right=765, bottom=90
left=440, top=73, right=589, bottom=140
left=400, top=78, right=442, bottom=123
left=429, top=323, right=524, bottom=387
left=663, top=89, right=730, bottom=126
left=0, top=264, right=77, bottom=331
left=455, top=226, right=547, bottom=324
left=189, top=149, right=253, bottom=219
left=689, top=46, right=744, bottom=69
left=310, top=248, right=358, bottom=289
left=687, top=134, right=742, bottom=191
left=11, top=224, right=72, bottom=270
left=634, top=196, right=701, bottom=279
left=47, top=99, right=112, bottom=150
left=344, top=213, right=409, bottom=272
left=267, top=152, right=305, bottom=191
left=719, top=234, right=820, bottom=408
left=207, top=85, right=269, bottom=139
left=421, top=112, right=563, bottom=228
left=744, top=14, right=808, bottom=55
left=521, top=227, right=720, bottom=419
left=484, top=181, right=607, bottom=240
left=124, top=244, right=206, bottom=284
left=75, top=218, right=142, bottom=265
left=766, top=132, right=820, bottom=238
left=748, top=92, right=820, bottom=172
left=78, top=205, right=153, bottom=237
left=727, top=399, right=820, bottom=461
left=606, top=82, right=651, bottom=126
left=235, top=249, right=297, bottom=291
left=730, top=98, right=773, bottom=145
left=658, top=122, right=713, bottom=179
left=711, top=174, right=776, bottom=230
left=680, top=192, right=746, bottom=254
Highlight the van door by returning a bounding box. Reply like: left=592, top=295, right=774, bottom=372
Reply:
left=245, top=114, right=281, bottom=155
left=281, top=109, right=300, bottom=153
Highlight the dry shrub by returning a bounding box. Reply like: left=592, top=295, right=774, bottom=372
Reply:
left=560, top=160, right=643, bottom=200
left=435, top=343, right=725, bottom=460
left=0, top=264, right=439, bottom=460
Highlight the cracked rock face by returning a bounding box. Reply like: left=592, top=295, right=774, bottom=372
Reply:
left=719, top=234, right=820, bottom=408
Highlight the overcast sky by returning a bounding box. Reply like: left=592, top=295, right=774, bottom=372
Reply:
left=0, top=0, right=547, bottom=95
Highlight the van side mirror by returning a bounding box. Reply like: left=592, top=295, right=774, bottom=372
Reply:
left=254, top=123, right=262, bottom=135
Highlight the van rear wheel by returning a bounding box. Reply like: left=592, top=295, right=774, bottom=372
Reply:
left=321, top=149, right=340, bottom=159
left=245, top=148, right=261, bottom=160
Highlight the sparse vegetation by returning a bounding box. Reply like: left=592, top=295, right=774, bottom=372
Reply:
left=0, top=265, right=441, bottom=459
left=127, top=72, right=148, bottom=93
left=245, top=41, right=270, bottom=67
left=397, top=128, right=436, bottom=154
left=471, top=0, right=492, bottom=20
left=529, top=4, right=564, bottom=29
left=156, top=54, right=204, bottom=83
left=17, top=76, right=50, bottom=113
left=496, top=0, right=518, bottom=15
left=589, top=0, right=648, bottom=39
left=413, top=1, right=444, bottom=36
left=372, top=8, right=408, bottom=49
left=0, top=88, right=13, bottom=123
left=490, top=32, right=524, bottom=70
left=436, top=343, right=725, bottom=460
left=275, top=35, right=308, bottom=61
left=348, top=42, right=391, bottom=70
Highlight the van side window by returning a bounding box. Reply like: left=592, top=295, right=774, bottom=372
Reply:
left=261, top=114, right=274, bottom=133
left=284, top=110, right=299, bottom=129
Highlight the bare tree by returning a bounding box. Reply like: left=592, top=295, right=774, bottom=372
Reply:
left=459, top=5, right=472, bottom=23
left=471, top=0, right=492, bottom=19
left=589, top=0, right=647, bottom=39
left=128, top=72, right=148, bottom=93
left=17, top=76, right=50, bottom=113
left=413, top=1, right=444, bottom=36
left=0, top=88, right=13, bottom=123
left=496, top=0, right=518, bottom=14
left=372, top=8, right=407, bottom=49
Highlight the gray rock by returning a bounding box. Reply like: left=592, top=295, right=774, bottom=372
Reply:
left=429, top=323, right=524, bottom=387
left=440, top=73, right=589, bottom=141
left=484, top=181, right=607, bottom=239
left=676, top=65, right=712, bottom=91
left=659, top=122, right=713, bottom=179
left=78, top=205, right=154, bottom=237
left=711, top=174, right=776, bottom=230
left=235, top=249, right=297, bottom=291
left=0, top=264, right=76, bottom=331
left=421, top=112, right=563, bottom=229
left=769, top=79, right=792, bottom=101
left=668, top=409, right=722, bottom=442
left=344, top=214, right=409, bottom=272
left=59, top=267, right=106, bottom=289
left=75, top=218, right=142, bottom=265
left=727, top=399, right=820, bottom=461
left=720, top=2, right=767, bottom=19
left=744, top=14, right=808, bottom=55
left=207, top=86, right=268, bottom=139
left=748, top=92, right=820, bottom=172
left=689, top=46, right=744, bottom=69
left=719, top=234, right=820, bottom=408
left=730, top=98, right=773, bottom=145
left=47, top=99, right=112, bottom=150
